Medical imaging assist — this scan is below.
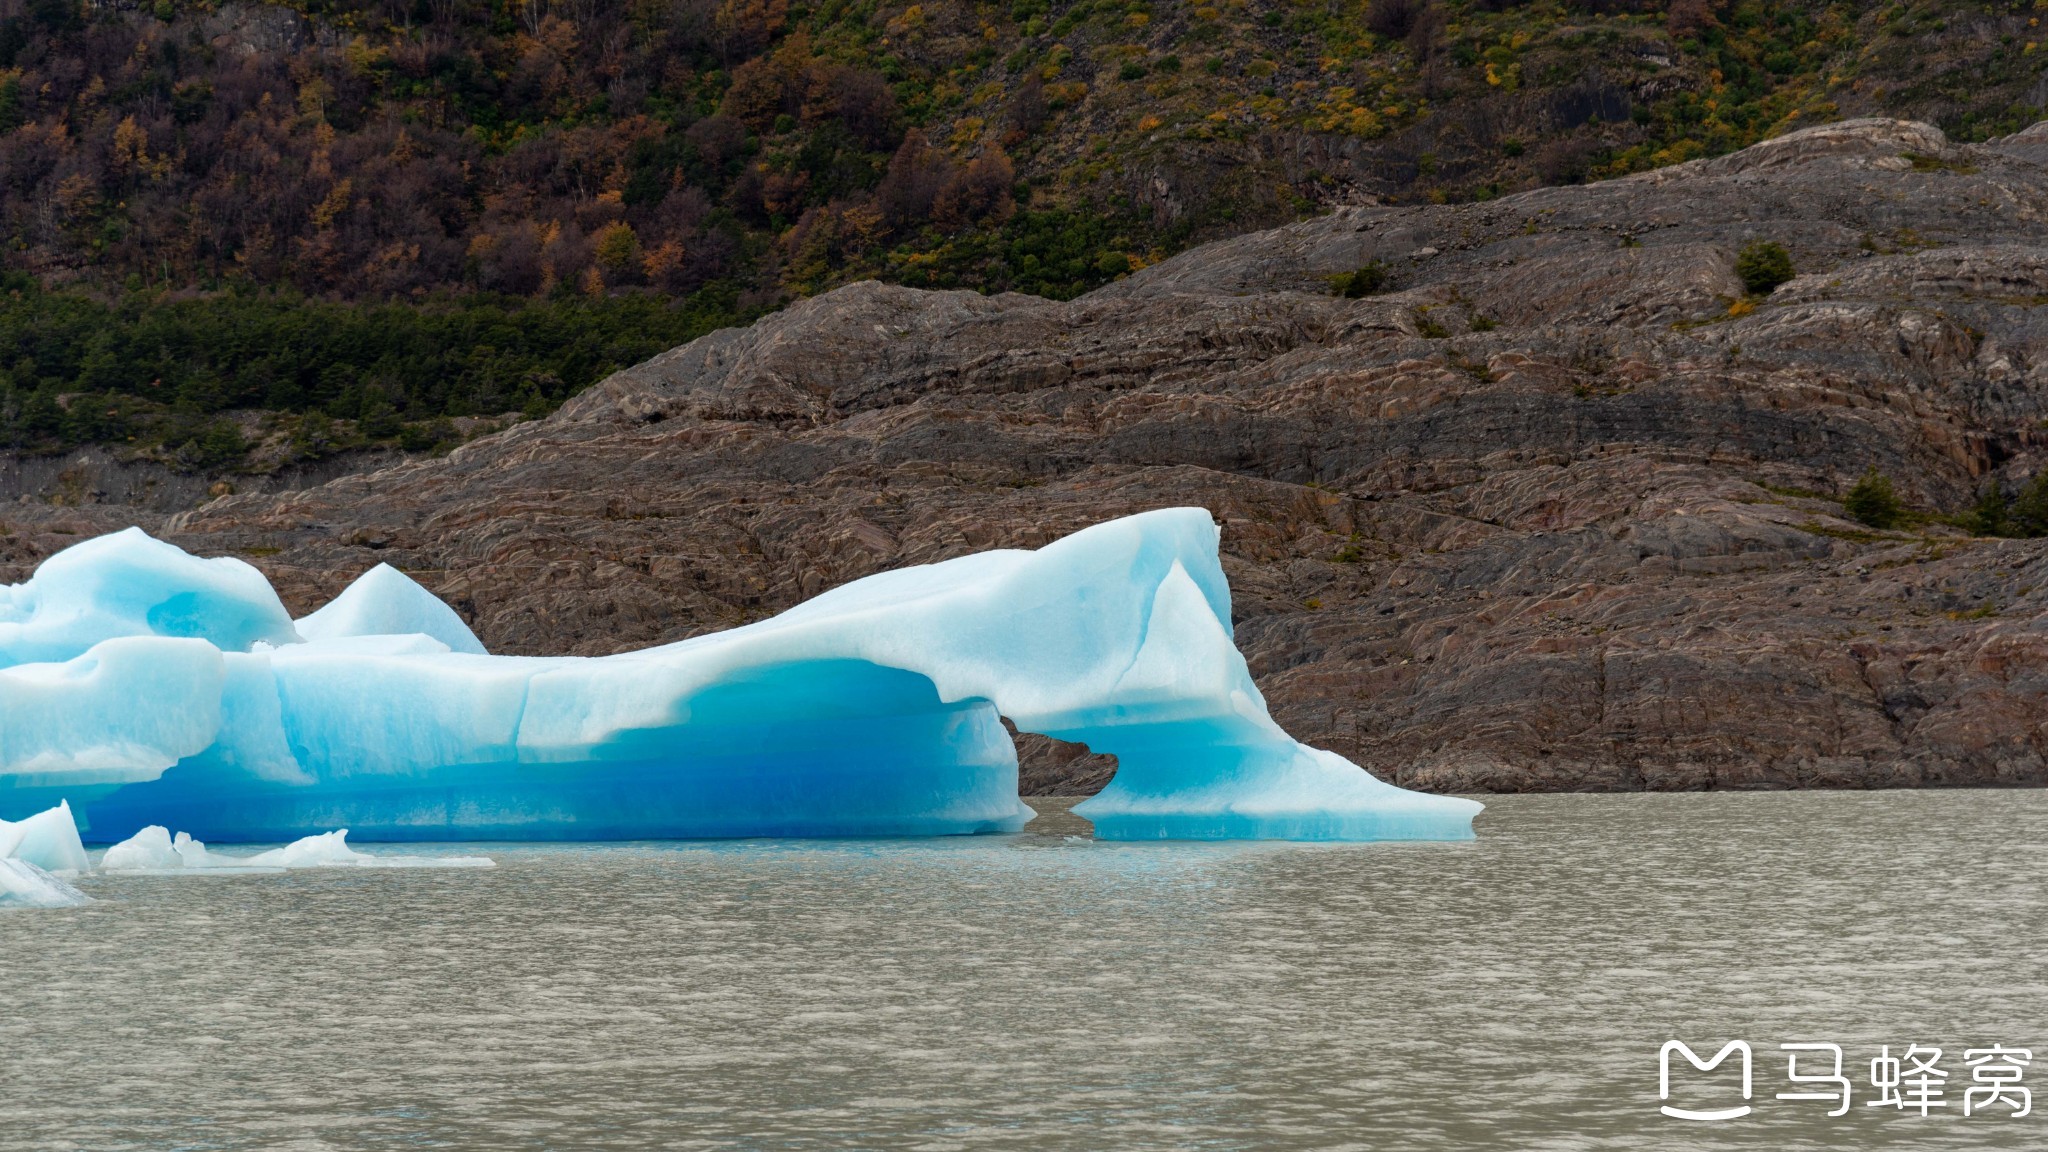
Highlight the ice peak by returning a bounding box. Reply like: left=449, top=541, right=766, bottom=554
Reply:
left=296, top=563, right=488, bottom=655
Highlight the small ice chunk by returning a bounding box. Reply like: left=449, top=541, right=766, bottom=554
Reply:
left=0, top=801, right=90, bottom=873
left=100, top=824, right=180, bottom=870
left=241, top=828, right=356, bottom=868
left=100, top=824, right=492, bottom=871
left=174, top=831, right=222, bottom=868
left=0, top=858, right=91, bottom=908
left=99, top=825, right=281, bottom=873
left=242, top=829, right=493, bottom=869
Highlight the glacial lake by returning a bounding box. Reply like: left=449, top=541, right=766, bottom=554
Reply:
left=4, top=791, right=2046, bottom=1150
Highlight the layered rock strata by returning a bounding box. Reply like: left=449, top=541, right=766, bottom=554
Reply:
left=10, top=118, right=2048, bottom=794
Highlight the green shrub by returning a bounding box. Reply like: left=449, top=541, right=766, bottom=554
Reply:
left=0, top=285, right=749, bottom=454
left=1736, top=240, right=1795, bottom=296
left=420, top=418, right=461, bottom=452
left=359, top=400, right=402, bottom=439
left=2007, top=471, right=2048, bottom=537
left=1966, top=482, right=2010, bottom=537
left=1843, top=469, right=1903, bottom=529
left=1961, top=473, right=2048, bottom=538
left=1332, top=262, right=1388, bottom=298
left=173, top=419, right=247, bottom=473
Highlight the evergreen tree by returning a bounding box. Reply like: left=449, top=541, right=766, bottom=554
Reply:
left=1736, top=241, right=1795, bottom=296
left=1843, top=469, right=1903, bottom=529
left=1334, top=263, right=1389, bottom=298
left=1967, top=482, right=2009, bottom=537
left=2009, top=472, right=2048, bottom=537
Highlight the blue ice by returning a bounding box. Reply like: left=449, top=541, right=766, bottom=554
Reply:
left=0, top=510, right=1480, bottom=843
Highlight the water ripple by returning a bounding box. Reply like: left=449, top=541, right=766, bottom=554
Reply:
left=2, top=791, right=2044, bottom=1150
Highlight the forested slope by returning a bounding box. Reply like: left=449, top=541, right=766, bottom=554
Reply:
left=2, top=0, right=2045, bottom=471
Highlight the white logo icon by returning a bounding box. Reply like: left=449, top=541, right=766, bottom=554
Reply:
left=1660, top=1040, right=1754, bottom=1121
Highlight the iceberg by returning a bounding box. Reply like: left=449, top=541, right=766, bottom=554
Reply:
left=0, top=509, right=1480, bottom=842
left=100, top=825, right=494, bottom=871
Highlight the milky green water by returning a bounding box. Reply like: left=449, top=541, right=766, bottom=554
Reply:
left=3, top=791, right=2045, bottom=1150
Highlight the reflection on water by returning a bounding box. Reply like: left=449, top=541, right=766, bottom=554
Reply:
left=4, top=791, right=2046, bottom=1150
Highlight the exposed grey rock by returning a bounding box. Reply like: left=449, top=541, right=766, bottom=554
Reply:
left=13, top=118, right=2048, bottom=795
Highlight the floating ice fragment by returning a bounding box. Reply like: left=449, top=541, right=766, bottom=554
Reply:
left=241, top=829, right=494, bottom=869
left=0, top=858, right=90, bottom=909
left=98, top=824, right=180, bottom=871
left=0, top=510, right=1482, bottom=842
left=0, top=801, right=90, bottom=873
left=99, top=825, right=492, bottom=871
left=99, top=825, right=267, bottom=872
left=173, top=830, right=232, bottom=869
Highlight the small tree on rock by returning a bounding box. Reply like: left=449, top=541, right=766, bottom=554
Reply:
left=1333, top=262, right=1388, bottom=298
left=2007, top=471, right=2048, bottom=537
left=1967, top=482, right=2010, bottom=537
left=1736, top=240, right=1795, bottom=296
left=1844, top=469, right=1904, bottom=529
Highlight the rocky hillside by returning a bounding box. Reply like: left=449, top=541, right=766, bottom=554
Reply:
left=10, top=116, right=2048, bottom=794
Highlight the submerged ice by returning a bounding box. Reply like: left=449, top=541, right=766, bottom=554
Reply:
left=0, top=510, right=1481, bottom=842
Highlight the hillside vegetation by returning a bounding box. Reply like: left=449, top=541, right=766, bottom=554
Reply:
left=1, top=0, right=2044, bottom=468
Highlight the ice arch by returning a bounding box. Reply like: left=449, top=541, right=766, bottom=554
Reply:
left=0, top=510, right=1479, bottom=842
